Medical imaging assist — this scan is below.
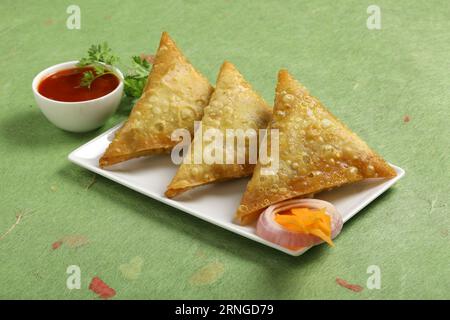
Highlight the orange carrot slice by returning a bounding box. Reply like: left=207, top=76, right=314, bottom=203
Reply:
left=274, top=207, right=334, bottom=246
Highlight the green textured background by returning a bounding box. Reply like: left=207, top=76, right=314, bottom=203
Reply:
left=0, top=0, right=449, bottom=299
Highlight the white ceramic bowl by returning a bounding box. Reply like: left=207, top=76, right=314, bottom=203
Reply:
left=32, top=60, right=124, bottom=133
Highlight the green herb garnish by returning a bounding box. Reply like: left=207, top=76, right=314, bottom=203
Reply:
left=77, top=43, right=119, bottom=89
left=78, top=42, right=119, bottom=66
left=78, top=42, right=152, bottom=98
left=123, top=56, right=151, bottom=99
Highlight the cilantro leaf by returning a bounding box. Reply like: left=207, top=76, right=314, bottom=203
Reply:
left=78, top=42, right=118, bottom=67
left=78, top=42, right=152, bottom=99
left=123, top=56, right=152, bottom=99
left=77, top=42, right=119, bottom=88
left=79, top=71, right=95, bottom=88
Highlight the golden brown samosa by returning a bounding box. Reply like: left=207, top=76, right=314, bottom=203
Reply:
left=235, top=70, right=397, bottom=225
left=99, top=32, right=213, bottom=167
left=165, top=61, right=272, bottom=198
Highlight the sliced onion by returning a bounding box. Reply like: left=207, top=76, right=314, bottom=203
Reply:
left=256, top=199, right=343, bottom=250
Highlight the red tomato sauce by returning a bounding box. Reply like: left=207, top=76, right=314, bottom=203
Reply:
left=38, top=67, right=120, bottom=102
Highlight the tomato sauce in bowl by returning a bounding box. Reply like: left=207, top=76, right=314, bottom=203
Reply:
left=38, top=67, right=120, bottom=102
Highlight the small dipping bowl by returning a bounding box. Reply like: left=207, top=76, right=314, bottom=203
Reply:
left=32, top=60, right=124, bottom=133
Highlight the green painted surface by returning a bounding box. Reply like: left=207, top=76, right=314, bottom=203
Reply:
left=0, top=0, right=449, bottom=299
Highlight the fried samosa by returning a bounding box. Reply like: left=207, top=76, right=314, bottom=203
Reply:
left=235, top=70, right=397, bottom=225
left=165, top=61, right=272, bottom=198
left=99, top=32, right=213, bottom=168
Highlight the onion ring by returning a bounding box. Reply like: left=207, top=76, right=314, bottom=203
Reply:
left=256, top=199, right=343, bottom=250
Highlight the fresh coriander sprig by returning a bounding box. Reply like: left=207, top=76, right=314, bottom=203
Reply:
left=77, top=42, right=120, bottom=89
left=78, top=42, right=152, bottom=98
left=123, top=56, right=151, bottom=99
left=78, top=42, right=119, bottom=67
left=79, top=70, right=96, bottom=88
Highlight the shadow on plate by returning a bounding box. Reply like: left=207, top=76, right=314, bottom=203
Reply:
left=101, top=153, right=176, bottom=172
left=173, top=178, right=249, bottom=202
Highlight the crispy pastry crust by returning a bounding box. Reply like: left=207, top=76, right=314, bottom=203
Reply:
left=165, top=61, right=272, bottom=198
left=235, top=70, right=397, bottom=225
left=99, top=32, right=213, bottom=168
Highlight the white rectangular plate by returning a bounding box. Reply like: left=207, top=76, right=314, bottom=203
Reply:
left=68, top=123, right=405, bottom=256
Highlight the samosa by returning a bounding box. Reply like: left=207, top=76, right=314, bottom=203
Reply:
left=165, top=61, right=272, bottom=197
left=235, top=70, right=397, bottom=225
left=99, top=32, right=213, bottom=167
